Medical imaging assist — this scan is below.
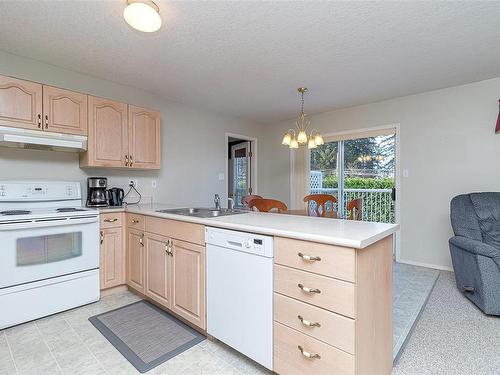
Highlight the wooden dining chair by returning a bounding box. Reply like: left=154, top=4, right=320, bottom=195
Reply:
left=248, top=198, right=288, bottom=213
left=347, top=198, right=362, bottom=220
left=303, top=194, right=337, bottom=217
left=241, top=194, right=263, bottom=207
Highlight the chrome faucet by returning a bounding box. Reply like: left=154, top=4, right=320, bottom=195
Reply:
left=227, top=197, right=235, bottom=211
left=214, top=194, right=221, bottom=210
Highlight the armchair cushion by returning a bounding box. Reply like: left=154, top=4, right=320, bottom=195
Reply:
left=470, top=192, right=500, bottom=249
left=449, top=236, right=500, bottom=268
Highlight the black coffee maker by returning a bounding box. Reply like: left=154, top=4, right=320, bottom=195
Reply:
left=107, top=188, right=124, bottom=207
left=86, top=177, right=108, bottom=207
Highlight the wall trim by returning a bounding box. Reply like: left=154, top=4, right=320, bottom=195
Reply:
left=397, top=258, right=454, bottom=272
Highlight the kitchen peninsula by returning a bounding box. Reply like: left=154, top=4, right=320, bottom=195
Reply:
left=99, top=204, right=399, bottom=375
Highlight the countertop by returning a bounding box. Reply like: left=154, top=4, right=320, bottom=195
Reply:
left=119, top=203, right=399, bottom=249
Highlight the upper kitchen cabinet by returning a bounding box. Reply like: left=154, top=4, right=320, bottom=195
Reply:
left=128, top=105, right=161, bottom=169
left=42, top=85, right=87, bottom=135
left=0, top=75, right=42, bottom=131
left=80, top=96, right=128, bottom=168
left=80, top=98, right=161, bottom=169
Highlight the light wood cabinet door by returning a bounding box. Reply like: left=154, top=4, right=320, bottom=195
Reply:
left=128, top=105, right=160, bottom=169
left=81, top=96, right=128, bottom=168
left=127, top=228, right=145, bottom=293
left=100, top=228, right=124, bottom=290
left=42, top=85, right=87, bottom=135
left=0, top=75, right=42, bottom=130
left=145, top=233, right=171, bottom=308
left=171, top=239, right=205, bottom=329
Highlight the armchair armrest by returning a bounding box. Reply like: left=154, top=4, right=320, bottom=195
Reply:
left=449, top=236, right=500, bottom=266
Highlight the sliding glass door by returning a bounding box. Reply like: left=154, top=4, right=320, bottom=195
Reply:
left=309, top=131, right=396, bottom=223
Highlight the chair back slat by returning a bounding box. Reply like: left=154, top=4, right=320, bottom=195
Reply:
left=303, top=194, right=337, bottom=217
left=248, top=198, right=288, bottom=213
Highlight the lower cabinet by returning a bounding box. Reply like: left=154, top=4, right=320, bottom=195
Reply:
left=171, top=239, right=206, bottom=329
left=127, top=228, right=145, bottom=293
left=145, top=233, right=171, bottom=308
left=125, top=216, right=206, bottom=330
left=99, top=227, right=124, bottom=289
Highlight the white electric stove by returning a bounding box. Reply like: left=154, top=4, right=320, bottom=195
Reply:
left=0, top=180, right=100, bottom=329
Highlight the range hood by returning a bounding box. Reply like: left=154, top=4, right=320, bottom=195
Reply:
left=0, top=126, right=87, bottom=152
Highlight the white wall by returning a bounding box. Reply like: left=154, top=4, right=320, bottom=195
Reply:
left=260, top=77, right=500, bottom=270
left=0, top=51, right=264, bottom=206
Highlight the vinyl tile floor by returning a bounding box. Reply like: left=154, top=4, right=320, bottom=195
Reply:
left=0, top=291, right=270, bottom=375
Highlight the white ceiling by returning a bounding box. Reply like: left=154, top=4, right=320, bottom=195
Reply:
left=0, top=1, right=499, bottom=123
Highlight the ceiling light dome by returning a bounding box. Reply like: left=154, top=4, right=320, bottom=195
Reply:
left=124, top=0, right=162, bottom=33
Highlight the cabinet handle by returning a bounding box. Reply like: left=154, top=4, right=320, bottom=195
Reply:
left=298, top=345, right=321, bottom=360
left=139, top=233, right=144, bottom=246
left=298, top=252, right=321, bottom=262
left=298, top=315, right=321, bottom=328
left=44, top=114, right=49, bottom=129
left=129, top=155, right=133, bottom=167
left=298, top=283, right=321, bottom=294
left=165, top=239, right=173, bottom=256
left=104, top=218, right=118, bottom=223
left=132, top=218, right=139, bottom=223
left=37, top=114, right=42, bottom=128
left=100, top=230, right=104, bottom=245
left=125, top=155, right=129, bottom=167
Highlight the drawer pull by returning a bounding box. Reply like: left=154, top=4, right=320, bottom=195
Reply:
left=132, top=218, right=140, bottom=223
left=298, top=315, right=321, bottom=328
left=298, top=283, right=321, bottom=294
left=104, top=218, right=118, bottom=223
left=139, top=233, right=144, bottom=246
left=298, top=252, right=321, bottom=262
left=298, top=345, right=321, bottom=360
left=100, top=230, right=104, bottom=245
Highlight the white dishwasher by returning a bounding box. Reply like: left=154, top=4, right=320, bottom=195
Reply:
left=206, top=227, right=273, bottom=370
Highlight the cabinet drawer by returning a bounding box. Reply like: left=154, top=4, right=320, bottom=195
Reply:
left=274, top=293, right=355, bottom=354
left=100, top=213, right=123, bottom=229
left=127, top=213, right=145, bottom=231
left=145, top=216, right=204, bottom=245
left=274, top=322, right=354, bottom=375
left=275, top=237, right=355, bottom=282
left=274, top=265, right=355, bottom=318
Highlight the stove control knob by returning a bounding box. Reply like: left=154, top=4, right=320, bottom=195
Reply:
left=244, top=239, right=252, bottom=248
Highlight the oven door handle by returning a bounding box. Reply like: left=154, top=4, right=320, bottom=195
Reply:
left=0, top=216, right=99, bottom=231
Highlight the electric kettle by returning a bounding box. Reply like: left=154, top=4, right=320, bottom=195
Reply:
left=107, top=188, right=125, bottom=207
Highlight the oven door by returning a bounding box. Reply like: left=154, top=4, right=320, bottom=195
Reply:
left=0, top=216, right=99, bottom=288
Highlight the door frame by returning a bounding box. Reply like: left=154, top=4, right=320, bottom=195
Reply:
left=225, top=133, right=258, bottom=205
left=292, top=123, right=401, bottom=261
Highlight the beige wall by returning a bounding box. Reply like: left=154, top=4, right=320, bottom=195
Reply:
left=0, top=51, right=264, bottom=207
left=260, top=77, right=500, bottom=270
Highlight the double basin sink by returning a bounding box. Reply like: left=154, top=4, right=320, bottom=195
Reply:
left=156, top=207, right=247, bottom=218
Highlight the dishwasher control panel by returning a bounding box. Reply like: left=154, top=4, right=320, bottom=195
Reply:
left=205, top=227, right=273, bottom=258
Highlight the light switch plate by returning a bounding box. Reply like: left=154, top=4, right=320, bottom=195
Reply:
left=218, top=173, right=225, bottom=181
left=151, top=180, right=157, bottom=189
left=403, top=169, right=409, bottom=178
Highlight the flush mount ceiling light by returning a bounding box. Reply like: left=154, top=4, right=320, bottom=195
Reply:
left=282, top=88, right=324, bottom=150
left=123, top=0, right=162, bottom=33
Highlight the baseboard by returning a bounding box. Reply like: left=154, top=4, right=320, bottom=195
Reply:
left=396, top=258, right=454, bottom=272
left=100, top=284, right=128, bottom=297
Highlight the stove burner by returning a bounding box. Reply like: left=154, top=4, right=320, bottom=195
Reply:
left=56, top=208, right=86, bottom=212
left=0, top=210, right=32, bottom=216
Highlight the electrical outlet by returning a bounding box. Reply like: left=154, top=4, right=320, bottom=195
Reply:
left=129, top=179, right=138, bottom=187
left=218, top=173, right=225, bottom=181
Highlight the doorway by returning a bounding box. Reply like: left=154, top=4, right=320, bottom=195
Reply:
left=226, top=134, right=257, bottom=208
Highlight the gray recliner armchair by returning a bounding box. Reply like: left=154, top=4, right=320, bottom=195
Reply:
left=449, top=193, right=500, bottom=315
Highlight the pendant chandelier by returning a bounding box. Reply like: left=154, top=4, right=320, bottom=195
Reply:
left=282, top=88, right=324, bottom=149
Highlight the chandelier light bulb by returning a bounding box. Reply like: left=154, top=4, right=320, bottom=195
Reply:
left=297, top=130, right=308, bottom=144
left=290, top=138, right=299, bottom=149
left=282, top=132, right=292, bottom=146
left=308, top=138, right=317, bottom=149
left=314, top=134, right=324, bottom=145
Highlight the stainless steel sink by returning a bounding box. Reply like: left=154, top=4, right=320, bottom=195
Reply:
left=156, top=207, right=247, bottom=218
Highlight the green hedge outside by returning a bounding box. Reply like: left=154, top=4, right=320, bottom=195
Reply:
left=322, top=176, right=394, bottom=189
